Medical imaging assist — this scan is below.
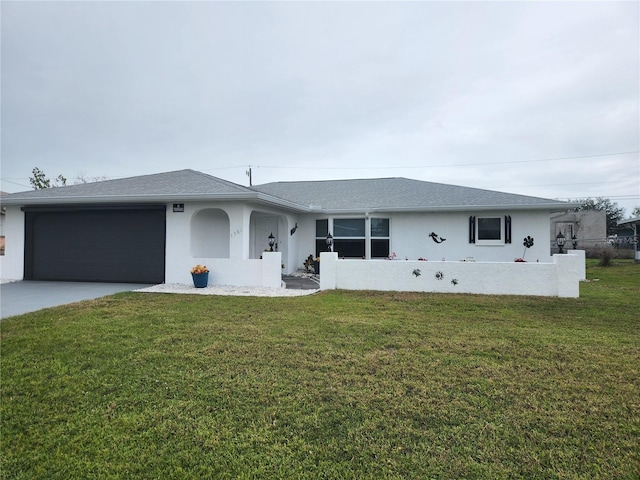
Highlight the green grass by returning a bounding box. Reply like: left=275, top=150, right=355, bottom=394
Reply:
left=2, top=260, right=639, bottom=479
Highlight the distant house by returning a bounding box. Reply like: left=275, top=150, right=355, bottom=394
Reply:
left=0, top=169, right=575, bottom=289
left=617, top=217, right=640, bottom=262
left=550, top=210, right=607, bottom=254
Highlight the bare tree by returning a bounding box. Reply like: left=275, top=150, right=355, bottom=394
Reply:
left=74, top=172, right=109, bottom=184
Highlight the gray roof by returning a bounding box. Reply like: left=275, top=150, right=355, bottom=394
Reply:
left=0, top=169, right=299, bottom=210
left=1, top=169, right=572, bottom=212
left=618, top=216, right=640, bottom=226
left=253, top=177, right=572, bottom=212
left=2, top=170, right=250, bottom=201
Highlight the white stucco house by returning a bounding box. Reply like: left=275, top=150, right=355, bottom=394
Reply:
left=0, top=169, right=582, bottom=296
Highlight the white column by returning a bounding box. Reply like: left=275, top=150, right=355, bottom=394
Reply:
left=0, top=206, right=25, bottom=281
left=261, top=252, right=282, bottom=288
left=567, top=249, right=586, bottom=281
left=319, top=252, right=338, bottom=290
left=554, top=253, right=580, bottom=298
left=226, top=205, right=251, bottom=259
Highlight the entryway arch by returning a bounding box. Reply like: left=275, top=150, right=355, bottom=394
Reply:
left=190, top=208, right=230, bottom=258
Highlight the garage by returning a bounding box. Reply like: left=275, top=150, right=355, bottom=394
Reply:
left=24, top=205, right=166, bottom=284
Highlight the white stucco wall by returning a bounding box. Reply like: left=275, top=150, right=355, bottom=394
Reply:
left=281, top=214, right=301, bottom=274
left=320, top=252, right=581, bottom=298
left=0, top=206, right=25, bottom=281
left=291, top=210, right=554, bottom=272
left=389, top=210, right=552, bottom=262
left=295, top=215, right=319, bottom=269
left=165, top=202, right=284, bottom=287
left=554, top=254, right=581, bottom=298
left=1, top=200, right=285, bottom=287
left=1, top=198, right=563, bottom=292
left=167, top=202, right=246, bottom=283
left=175, top=252, right=282, bottom=288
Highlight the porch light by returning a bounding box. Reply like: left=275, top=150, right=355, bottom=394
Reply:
left=326, top=232, right=333, bottom=252
left=571, top=235, right=578, bottom=250
left=556, top=232, right=566, bottom=254
left=268, top=232, right=275, bottom=252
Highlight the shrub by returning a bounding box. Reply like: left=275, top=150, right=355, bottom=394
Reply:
left=596, top=247, right=615, bottom=266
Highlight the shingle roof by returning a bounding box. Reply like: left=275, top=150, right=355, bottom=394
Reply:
left=252, top=177, right=571, bottom=212
left=2, top=169, right=251, bottom=202
left=1, top=170, right=572, bottom=212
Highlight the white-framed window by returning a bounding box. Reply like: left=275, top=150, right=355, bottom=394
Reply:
left=315, top=217, right=390, bottom=258
left=333, top=218, right=366, bottom=258
left=370, top=218, right=390, bottom=258
left=469, top=215, right=510, bottom=245
left=478, top=217, right=502, bottom=241
left=315, top=219, right=329, bottom=256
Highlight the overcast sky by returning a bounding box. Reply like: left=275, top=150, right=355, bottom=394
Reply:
left=1, top=1, right=639, bottom=215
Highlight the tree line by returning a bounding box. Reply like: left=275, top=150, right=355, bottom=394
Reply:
left=572, top=197, right=639, bottom=236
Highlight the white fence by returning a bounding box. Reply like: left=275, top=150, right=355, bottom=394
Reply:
left=319, top=251, right=583, bottom=298
left=166, top=252, right=282, bottom=288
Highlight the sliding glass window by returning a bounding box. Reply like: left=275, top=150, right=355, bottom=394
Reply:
left=371, top=218, right=390, bottom=258
left=315, top=219, right=329, bottom=257
left=333, top=219, right=365, bottom=258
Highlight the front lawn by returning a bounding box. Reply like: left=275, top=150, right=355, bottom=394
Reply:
left=1, top=261, right=639, bottom=478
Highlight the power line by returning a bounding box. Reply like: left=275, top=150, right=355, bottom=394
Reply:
left=3, top=150, right=637, bottom=197
left=488, top=180, right=635, bottom=189
left=249, top=150, right=639, bottom=170
left=0, top=178, right=31, bottom=188
left=4, top=150, right=637, bottom=181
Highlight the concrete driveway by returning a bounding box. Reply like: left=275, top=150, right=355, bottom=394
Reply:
left=0, top=281, right=150, bottom=319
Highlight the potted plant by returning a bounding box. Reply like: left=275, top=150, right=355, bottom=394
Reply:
left=190, top=264, right=209, bottom=288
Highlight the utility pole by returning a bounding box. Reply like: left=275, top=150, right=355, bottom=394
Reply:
left=246, top=166, right=252, bottom=186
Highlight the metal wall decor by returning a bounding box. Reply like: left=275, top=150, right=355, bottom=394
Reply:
left=430, top=232, right=446, bottom=244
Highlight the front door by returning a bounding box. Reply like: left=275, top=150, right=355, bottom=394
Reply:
left=254, top=216, right=279, bottom=258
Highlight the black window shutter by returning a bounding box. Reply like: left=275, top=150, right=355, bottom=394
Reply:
left=505, top=215, right=512, bottom=244
left=469, top=216, right=476, bottom=243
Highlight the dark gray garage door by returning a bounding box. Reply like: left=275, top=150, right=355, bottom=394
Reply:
left=24, top=206, right=166, bottom=284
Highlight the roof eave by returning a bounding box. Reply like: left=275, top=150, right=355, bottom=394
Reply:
left=618, top=216, right=640, bottom=226
left=1, top=193, right=253, bottom=206
left=313, top=203, right=575, bottom=214
left=2, top=192, right=574, bottom=214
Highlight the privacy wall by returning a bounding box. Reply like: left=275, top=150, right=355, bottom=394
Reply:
left=319, top=252, right=582, bottom=298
